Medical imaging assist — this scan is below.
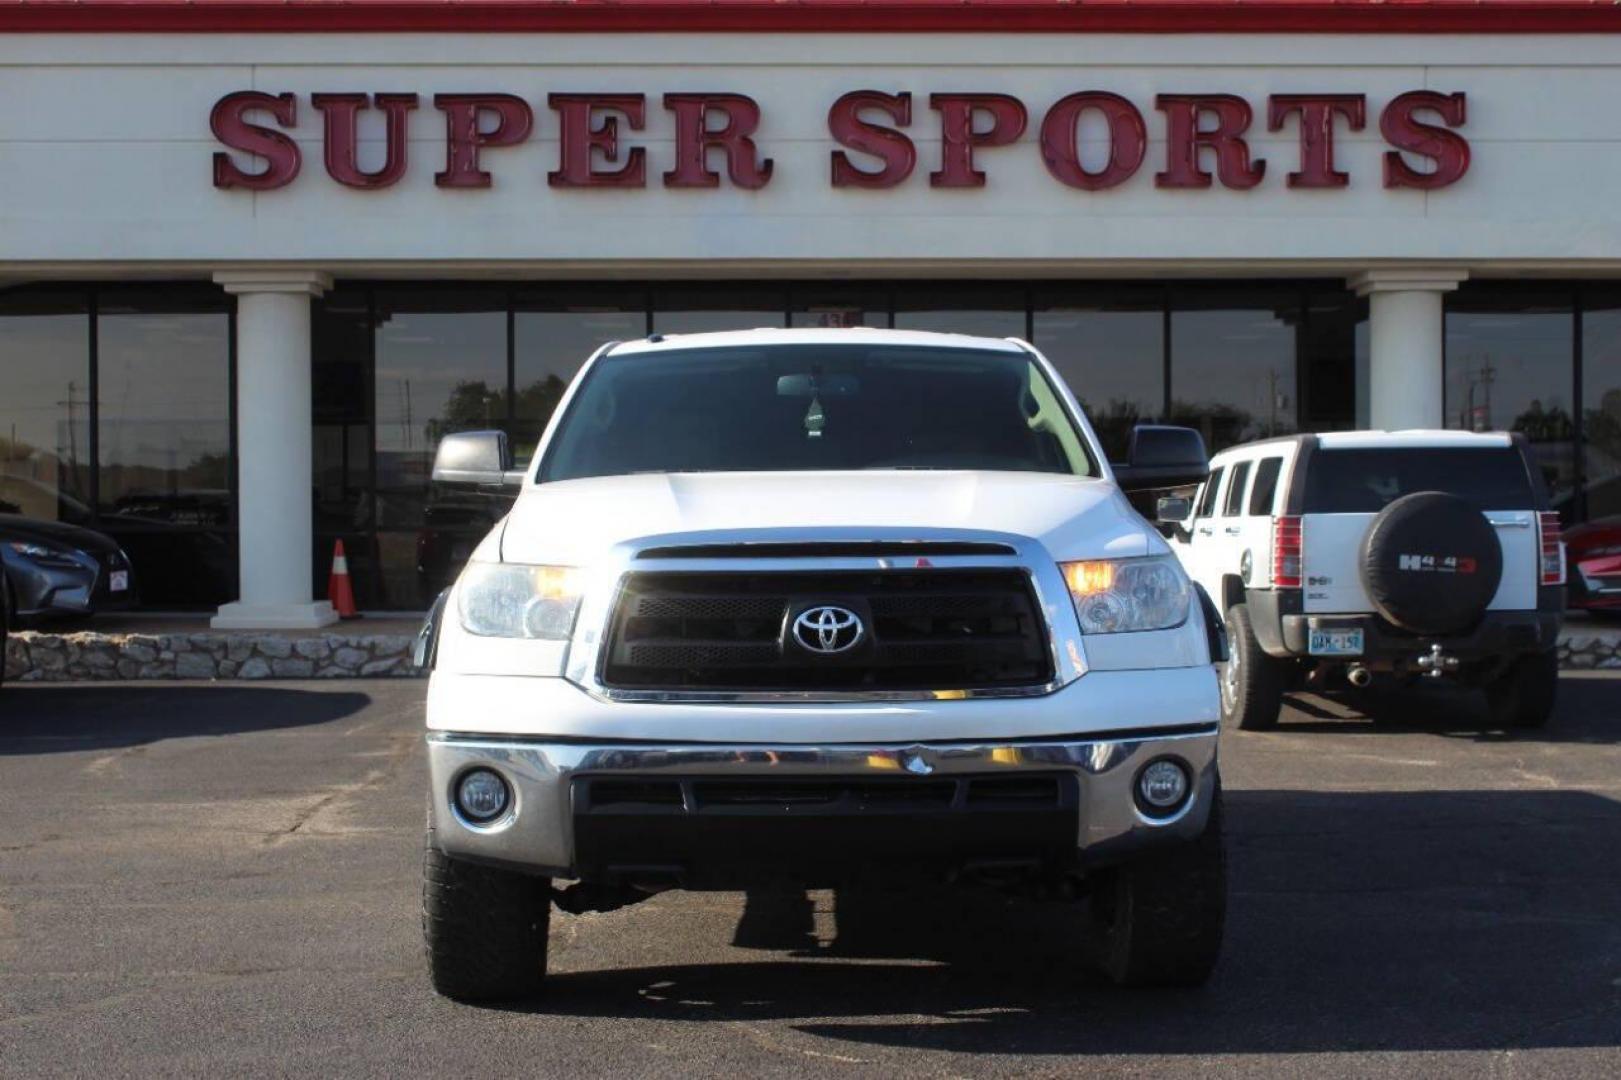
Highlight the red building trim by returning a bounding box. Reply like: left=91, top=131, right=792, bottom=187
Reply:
left=2, top=2, right=1621, bottom=36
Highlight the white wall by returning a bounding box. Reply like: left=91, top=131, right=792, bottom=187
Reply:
left=2, top=32, right=1620, bottom=271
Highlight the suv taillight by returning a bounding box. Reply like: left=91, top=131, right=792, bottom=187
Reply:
left=1538, top=512, right=1565, bottom=586
left=1272, top=515, right=1303, bottom=589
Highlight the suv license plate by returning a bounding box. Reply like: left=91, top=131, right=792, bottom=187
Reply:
left=1309, top=628, right=1364, bottom=656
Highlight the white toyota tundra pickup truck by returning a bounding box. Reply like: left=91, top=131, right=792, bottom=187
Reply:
left=415, top=328, right=1227, bottom=1001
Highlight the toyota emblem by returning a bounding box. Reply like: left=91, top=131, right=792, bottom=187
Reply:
left=792, top=605, right=864, bottom=654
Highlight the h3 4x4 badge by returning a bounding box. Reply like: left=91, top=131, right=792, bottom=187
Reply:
left=1398, top=554, right=1477, bottom=574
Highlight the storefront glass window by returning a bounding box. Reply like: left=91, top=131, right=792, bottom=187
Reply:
left=1580, top=291, right=1621, bottom=521
left=1033, top=289, right=1164, bottom=462
left=374, top=289, right=507, bottom=608
left=789, top=287, right=890, bottom=329
left=514, top=288, right=648, bottom=458
left=893, top=287, right=1025, bottom=338
left=1300, top=290, right=1360, bottom=434
left=653, top=288, right=785, bottom=334
left=1445, top=290, right=1576, bottom=513
left=1170, top=290, right=1299, bottom=452
left=1354, top=311, right=1371, bottom=430
left=313, top=289, right=381, bottom=608
left=96, top=290, right=235, bottom=607
left=0, top=291, right=91, bottom=524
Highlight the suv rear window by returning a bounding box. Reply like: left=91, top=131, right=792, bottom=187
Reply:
left=1196, top=466, right=1225, bottom=518
left=1302, top=448, right=1533, bottom=514
left=1223, top=461, right=1251, bottom=517
left=1249, top=457, right=1283, bottom=515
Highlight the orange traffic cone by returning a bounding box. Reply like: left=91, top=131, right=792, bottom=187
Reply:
left=328, top=539, right=360, bottom=620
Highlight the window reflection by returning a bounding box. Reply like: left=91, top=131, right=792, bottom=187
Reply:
left=515, top=290, right=647, bottom=459
left=1445, top=292, right=1575, bottom=511
left=1170, top=292, right=1298, bottom=452
left=653, top=288, right=785, bottom=335
left=1301, top=291, right=1359, bottom=434
left=95, top=290, right=234, bottom=607
left=790, top=287, right=889, bottom=329
left=313, top=289, right=382, bottom=609
left=97, top=296, right=231, bottom=521
left=1033, top=290, right=1163, bottom=462
left=1581, top=294, right=1621, bottom=521
left=0, top=292, right=91, bottom=524
left=893, top=288, right=1024, bottom=339
left=375, top=291, right=506, bottom=608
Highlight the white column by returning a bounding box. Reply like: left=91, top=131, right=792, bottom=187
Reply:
left=1350, top=269, right=1468, bottom=432
left=211, top=270, right=336, bottom=630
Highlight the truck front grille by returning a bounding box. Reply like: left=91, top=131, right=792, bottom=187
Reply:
left=599, top=568, right=1053, bottom=691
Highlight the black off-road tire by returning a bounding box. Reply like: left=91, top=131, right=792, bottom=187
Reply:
left=1221, top=604, right=1285, bottom=731
left=1091, top=783, right=1226, bottom=988
left=1485, top=649, right=1559, bottom=730
left=423, top=828, right=552, bottom=1003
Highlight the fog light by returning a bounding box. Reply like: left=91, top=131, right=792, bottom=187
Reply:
left=455, top=768, right=510, bottom=823
left=1137, top=760, right=1190, bottom=814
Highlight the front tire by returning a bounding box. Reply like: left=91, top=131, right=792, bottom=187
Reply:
left=1220, top=604, right=1285, bottom=731
left=423, top=828, right=552, bottom=1003
left=1091, top=783, right=1226, bottom=988
left=1485, top=649, right=1559, bottom=730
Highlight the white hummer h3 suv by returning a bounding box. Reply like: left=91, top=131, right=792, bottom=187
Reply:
left=416, top=328, right=1227, bottom=1002
left=1163, top=430, right=1565, bottom=732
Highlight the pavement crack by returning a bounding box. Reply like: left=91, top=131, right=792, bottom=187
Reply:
left=280, top=791, right=345, bottom=838
left=264, top=749, right=407, bottom=844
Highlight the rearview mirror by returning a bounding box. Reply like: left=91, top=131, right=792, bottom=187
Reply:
left=431, top=431, right=524, bottom=489
left=776, top=373, right=860, bottom=397
left=1112, top=425, right=1209, bottom=493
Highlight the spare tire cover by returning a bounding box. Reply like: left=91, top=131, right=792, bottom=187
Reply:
left=1359, top=491, right=1503, bottom=635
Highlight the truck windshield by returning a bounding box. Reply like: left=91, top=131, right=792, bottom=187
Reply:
left=1302, top=447, right=1534, bottom=513
left=539, top=344, right=1097, bottom=482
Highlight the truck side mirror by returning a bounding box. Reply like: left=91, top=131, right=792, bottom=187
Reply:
left=1113, top=425, right=1209, bottom=493
left=431, top=431, right=524, bottom=489
left=1156, top=495, right=1193, bottom=525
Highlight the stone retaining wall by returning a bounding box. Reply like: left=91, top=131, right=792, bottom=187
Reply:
left=4, top=624, right=1620, bottom=681
left=3, top=630, right=420, bottom=682
left=1555, top=631, right=1621, bottom=670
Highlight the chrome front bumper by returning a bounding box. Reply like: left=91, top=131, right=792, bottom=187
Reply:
left=427, top=726, right=1219, bottom=880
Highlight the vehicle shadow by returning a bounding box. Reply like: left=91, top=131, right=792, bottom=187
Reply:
left=0, top=684, right=372, bottom=755
left=1277, top=672, right=1621, bottom=745
left=519, top=786, right=1621, bottom=1056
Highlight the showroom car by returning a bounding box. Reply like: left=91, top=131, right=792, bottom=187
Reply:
left=0, top=514, right=136, bottom=625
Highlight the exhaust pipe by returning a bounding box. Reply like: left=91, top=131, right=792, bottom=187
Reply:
left=1346, top=664, right=1372, bottom=688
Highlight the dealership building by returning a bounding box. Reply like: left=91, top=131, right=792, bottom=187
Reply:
left=1, top=0, right=1620, bottom=626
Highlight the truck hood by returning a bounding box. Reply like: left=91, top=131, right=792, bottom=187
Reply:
left=496, top=470, right=1157, bottom=566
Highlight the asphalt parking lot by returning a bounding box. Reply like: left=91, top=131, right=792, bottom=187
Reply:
left=2, top=678, right=1619, bottom=1077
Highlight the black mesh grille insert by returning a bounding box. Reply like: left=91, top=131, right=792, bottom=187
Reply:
left=600, top=568, right=1052, bottom=691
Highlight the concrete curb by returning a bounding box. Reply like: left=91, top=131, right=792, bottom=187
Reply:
left=3, top=629, right=420, bottom=682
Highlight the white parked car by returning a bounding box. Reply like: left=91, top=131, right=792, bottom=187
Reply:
left=417, top=328, right=1228, bottom=1001
left=1162, top=430, right=1565, bottom=732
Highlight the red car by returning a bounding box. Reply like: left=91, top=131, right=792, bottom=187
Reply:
left=1563, top=517, right=1621, bottom=615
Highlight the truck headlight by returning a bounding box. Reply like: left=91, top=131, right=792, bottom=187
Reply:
left=456, top=562, right=584, bottom=640
left=1060, top=556, right=1190, bottom=634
